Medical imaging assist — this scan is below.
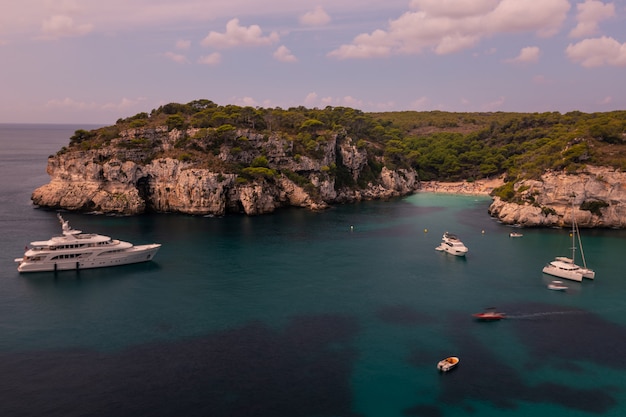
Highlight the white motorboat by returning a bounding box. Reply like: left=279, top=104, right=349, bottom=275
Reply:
left=547, top=280, right=568, bottom=291
left=435, top=232, right=468, bottom=256
left=15, top=214, right=161, bottom=273
left=509, top=232, right=523, bottom=238
left=437, top=356, right=460, bottom=372
left=542, top=201, right=595, bottom=281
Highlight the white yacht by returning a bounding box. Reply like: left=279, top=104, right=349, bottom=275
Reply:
left=435, top=232, right=468, bottom=257
left=542, top=204, right=595, bottom=281
left=542, top=257, right=584, bottom=282
left=15, top=214, right=161, bottom=273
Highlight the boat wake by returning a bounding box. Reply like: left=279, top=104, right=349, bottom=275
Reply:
left=505, top=310, right=587, bottom=320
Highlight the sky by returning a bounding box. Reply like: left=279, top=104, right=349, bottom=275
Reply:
left=1, top=0, right=625, bottom=124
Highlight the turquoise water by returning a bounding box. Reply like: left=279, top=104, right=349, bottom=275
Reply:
left=2, top=124, right=626, bottom=416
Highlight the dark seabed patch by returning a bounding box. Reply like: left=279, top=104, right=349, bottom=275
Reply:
left=403, top=403, right=443, bottom=417
left=376, top=305, right=432, bottom=326
left=507, top=302, right=626, bottom=369
left=0, top=314, right=361, bottom=417
left=405, top=307, right=619, bottom=414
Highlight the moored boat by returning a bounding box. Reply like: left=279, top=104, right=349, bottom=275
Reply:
left=15, top=214, right=161, bottom=273
left=542, top=200, right=595, bottom=281
left=547, top=280, right=568, bottom=291
left=435, top=232, right=468, bottom=256
left=437, top=356, right=459, bottom=372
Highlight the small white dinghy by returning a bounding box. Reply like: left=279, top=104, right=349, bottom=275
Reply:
left=437, top=356, right=460, bottom=372
left=548, top=280, right=568, bottom=291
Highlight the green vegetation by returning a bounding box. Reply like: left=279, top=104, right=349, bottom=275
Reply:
left=66, top=100, right=626, bottom=194
left=580, top=200, right=609, bottom=216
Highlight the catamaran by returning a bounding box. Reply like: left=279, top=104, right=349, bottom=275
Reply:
left=542, top=203, right=595, bottom=282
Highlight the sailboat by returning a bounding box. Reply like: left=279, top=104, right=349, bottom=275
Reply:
left=542, top=202, right=595, bottom=282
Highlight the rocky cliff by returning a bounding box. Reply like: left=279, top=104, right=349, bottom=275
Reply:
left=32, top=126, right=420, bottom=215
left=488, top=166, right=626, bottom=228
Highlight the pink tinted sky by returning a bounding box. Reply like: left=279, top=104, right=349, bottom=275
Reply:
left=1, top=0, right=625, bottom=124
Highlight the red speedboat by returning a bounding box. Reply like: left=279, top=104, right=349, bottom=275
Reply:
left=472, top=309, right=505, bottom=321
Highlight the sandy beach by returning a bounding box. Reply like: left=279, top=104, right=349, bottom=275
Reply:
left=418, top=177, right=504, bottom=196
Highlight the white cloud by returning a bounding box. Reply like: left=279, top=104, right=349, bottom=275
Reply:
left=506, top=46, right=540, bottom=64
left=305, top=94, right=364, bottom=109
left=176, top=39, right=191, bottom=50
left=198, top=52, right=222, bottom=66
left=304, top=92, right=318, bottom=106
left=569, top=0, right=615, bottom=38
left=45, top=97, right=97, bottom=109
left=273, top=45, right=297, bottom=62
left=41, top=14, right=93, bottom=39
left=102, top=97, right=147, bottom=111
left=201, top=18, right=279, bottom=49
left=482, top=96, right=505, bottom=111
left=231, top=96, right=258, bottom=107
left=410, top=96, right=430, bottom=110
left=163, top=51, right=188, bottom=63
left=566, top=36, right=626, bottom=67
left=409, top=0, right=499, bottom=18
left=299, top=6, right=331, bottom=26
left=532, top=74, right=551, bottom=84
left=329, top=0, right=570, bottom=59
left=599, top=96, right=612, bottom=105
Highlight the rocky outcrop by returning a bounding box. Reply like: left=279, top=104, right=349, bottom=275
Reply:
left=488, top=166, right=626, bottom=228
left=32, top=126, right=420, bottom=215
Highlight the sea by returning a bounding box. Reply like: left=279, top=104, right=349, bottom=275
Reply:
left=2, top=123, right=626, bottom=417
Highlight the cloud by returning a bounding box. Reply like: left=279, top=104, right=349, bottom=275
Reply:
left=304, top=92, right=318, bottom=107
left=45, top=97, right=146, bottom=114
left=201, top=18, right=279, bottom=49
left=45, top=97, right=97, bottom=109
left=176, top=39, right=191, bottom=50
left=230, top=96, right=258, bottom=107
left=41, top=14, right=94, bottom=39
left=482, top=96, right=505, bottom=111
left=410, top=96, right=430, bottom=110
left=328, top=0, right=570, bottom=59
left=566, top=36, right=626, bottom=67
left=599, top=96, right=612, bottom=105
left=101, top=97, right=147, bottom=111
left=163, top=51, right=188, bottom=64
left=532, top=74, right=551, bottom=84
left=409, top=0, right=499, bottom=18
left=506, top=46, right=540, bottom=64
left=273, top=45, right=297, bottom=62
left=299, top=6, right=331, bottom=26
left=198, top=52, right=222, bottom=66
left=569, top=0, right=615, bottom=38
left=303, top=94, right=364, bottom=109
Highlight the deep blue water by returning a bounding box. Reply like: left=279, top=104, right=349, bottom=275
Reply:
left=2, top=124, right=626, bottom=417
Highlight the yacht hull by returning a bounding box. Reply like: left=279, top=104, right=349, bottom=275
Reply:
left=16, top=244, right=161, bottom=273
left=542, top=261, right=583, bottom=282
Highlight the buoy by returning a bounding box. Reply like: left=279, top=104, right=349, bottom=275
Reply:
left=350, top=225, right=354, bottom=231
left=424, top=228, right=428, bottom=233
left=481, top=230, right=485, bottom=234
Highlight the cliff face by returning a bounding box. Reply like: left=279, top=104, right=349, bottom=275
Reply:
left=32, top=126, right=419, bottom=215
left=488, top=166, right=626, bottom=228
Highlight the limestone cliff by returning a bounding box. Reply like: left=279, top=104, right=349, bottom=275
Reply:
left=32, top=126, right=420, bottom=215
left=488, top=166, right=626, bottom=228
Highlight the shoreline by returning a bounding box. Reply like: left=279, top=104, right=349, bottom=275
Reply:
left=417, top=177, right=504, bottom=196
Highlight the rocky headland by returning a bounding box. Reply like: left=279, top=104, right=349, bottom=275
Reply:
left=31, top=126, right=626, bottom=228
left=32, top=126, right=420, bottom=216
left=487, top=166, right=626, bottom=228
